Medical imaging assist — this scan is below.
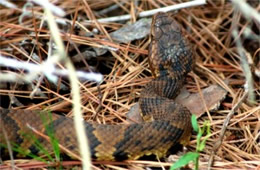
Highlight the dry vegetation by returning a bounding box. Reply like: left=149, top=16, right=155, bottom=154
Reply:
left=0, top=0, right=259, bottom=169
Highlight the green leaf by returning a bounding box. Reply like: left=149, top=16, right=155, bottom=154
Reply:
left=170, top=152, right=199, bottom=170
left=196, top=131, right=202, bottom=143
left=191, top=114, right=199, bottom=132
left=198, top=124, right=211, bottom=152
left=198, top=139, right=206, bottom=152
left=41, top=110, right=61, bottom=162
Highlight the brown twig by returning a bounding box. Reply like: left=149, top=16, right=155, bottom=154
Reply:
left=208, top=91, right=248, bottom=169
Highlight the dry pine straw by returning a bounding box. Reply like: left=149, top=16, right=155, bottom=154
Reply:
left=0, top=0, right=259, bottom=170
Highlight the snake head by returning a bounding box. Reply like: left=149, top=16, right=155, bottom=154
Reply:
left=149, top=12, right=194, bottom=79
left=151, top=12, right=181, bottom=42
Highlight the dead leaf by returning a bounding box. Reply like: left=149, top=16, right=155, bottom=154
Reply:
left=110, top=18, right=152, bottom=43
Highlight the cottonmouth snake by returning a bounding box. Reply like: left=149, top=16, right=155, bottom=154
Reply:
left=0, top=12, right=193, bottom=161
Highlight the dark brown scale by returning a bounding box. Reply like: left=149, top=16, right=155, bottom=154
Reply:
left=0, top=12, right=193, bottom=161
left=149, top=12, right=193, bottom=79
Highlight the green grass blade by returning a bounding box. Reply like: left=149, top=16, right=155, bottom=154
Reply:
left=191, top=114, right=199, bottom=132
left=170, top=152, right=199, bottom=170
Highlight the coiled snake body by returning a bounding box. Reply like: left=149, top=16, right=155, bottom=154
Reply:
left=0, top=12, right=193, bottom=161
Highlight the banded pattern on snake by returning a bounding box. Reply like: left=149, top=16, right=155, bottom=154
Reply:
left=0, top=12, right=193, bottom=161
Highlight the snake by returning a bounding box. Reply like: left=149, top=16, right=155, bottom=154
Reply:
left=0, top=12, right=194, bottom=161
